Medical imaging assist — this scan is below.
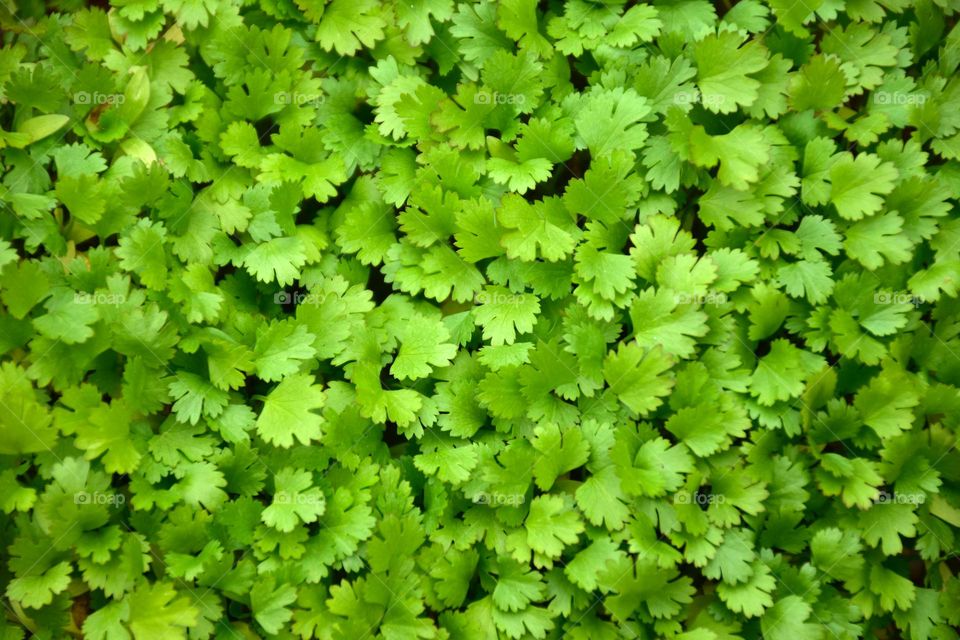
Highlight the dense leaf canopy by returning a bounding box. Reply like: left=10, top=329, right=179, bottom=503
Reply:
left=1, top=0, right=959, bottom=638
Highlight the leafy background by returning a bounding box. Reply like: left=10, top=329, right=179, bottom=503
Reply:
left=1, top=0, right=959, bottom=638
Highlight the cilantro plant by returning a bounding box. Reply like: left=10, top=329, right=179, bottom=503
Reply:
left=1, top=0, right=960, bottom=638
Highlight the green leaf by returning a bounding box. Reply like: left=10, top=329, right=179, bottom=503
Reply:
left=604, top=342, right=674, bottom=415
left=6, top=560, right=71, bottom=609
left=251, top=577, right=297, bottom=635
left=531, top=423, right=590, bottom=490
left=253, top=320, right=317, bottom=382
left=83, top=601, right=131, bottom=640
left=242, top=236, right=308, bottom=286
left=16, top=115, right=70, bottom=145
left=473, top=286, right=540, bottom=346
left=315, top=0, right=386, bottom=55
left=860, top=503, right=919, bottom=556
left=255, top=373, right=326, bottom=447
left=524, top=494, right=584, bottom=559
left=829, top=154, right=898, bottom=220
left=1, top=261, right=51, bottom=319
left=768, top=0, right=823, bottom=37
left=573, top=87, right=651, bottom=154
left=775, top=259, right=834, bottom=304
left=716, top=561, right=776, bottom=617
left=749, top=340, right=825, bottom=406
left=761, top=596, right=822, bottom=640
left=498, top=195, right=578, bottom=262
left=125, top=582, right=199, bottom=639
left=390, top=314, right=458, bottom=380
left=869, top=564, right=916, bottom=611
left=565, top=537, right=623, bottom=591
left=492, top=559, right=545, bottom=612
left=262, top=468, right=326, bottom=532
left=694, top=30, right=769, bottom=113
left=629, top=287, right=709, bottom=359
left=703, top=529, right=756, bottom=584
left=33, top=289, right=99, bottom=344
left=844, top=212, right=912, bottom=270
left=789, top=54, right=847, bottom=110
left=575, top=466, right=630, bottom=530
left=854, top=368, right=920, bottom=438
left=116, top=219, right=168, bottom=290
left=413, top=438, right=479, bottom=485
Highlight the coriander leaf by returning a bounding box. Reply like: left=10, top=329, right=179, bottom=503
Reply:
left=255, top=373, right=326, bottom=447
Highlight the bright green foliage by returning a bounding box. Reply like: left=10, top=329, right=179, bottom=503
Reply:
left=255, top=373, right=326, bottom=447
left=261, top=468, right=326, bottom=532
left=1, top=1, right=959, bottom=639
